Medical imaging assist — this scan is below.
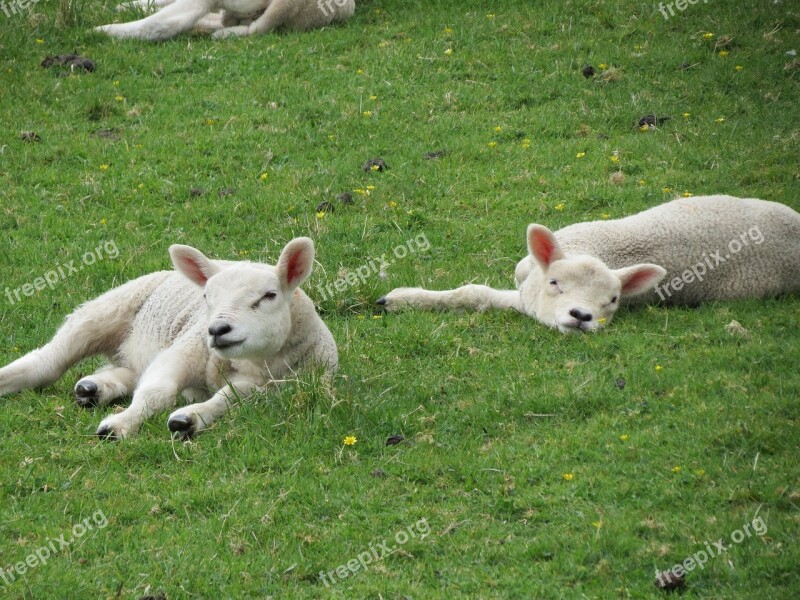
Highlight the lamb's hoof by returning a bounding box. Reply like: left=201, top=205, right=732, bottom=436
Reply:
left=74, top=380, right=99, bottom=408
left=168, top=414, right=195, bottom=439
left=376, top=296, right=388, bottom=306
left=95, top=425, right=119, bottom=441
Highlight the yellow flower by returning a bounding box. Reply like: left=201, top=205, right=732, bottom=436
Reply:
left=718, top=50, right=729, bottom=57
left=387, top=201, right=397, bottom=208
left=671, top=465, right=682, bottom=473
left=598, top=63, right=607, bottom=69
left=35, top=39, right=44, bottom=44
left=113, top=80, right=120, bottom=86
left=655, top=364, right=663, bottom=371
left=206, top=118, right=215, bottom=125
left=597, top=317, right=606, bottom=324
left=639, top=124, right=651, bottom=132
left=100, top=218, right=107, bottom=225
left=369, top=95, right=378, bottom=101
left=662, top=187, right=672, bottom=193
left=353, top=188, right=369, bottom=196
left=610, top=155, right=620, bottom=163
left=592, top=521, right=602, bottom=528
left=99, top=164, right=110, bottom=171
left=316, top=211, right=326, bottom=219
left=619, top=434, right=629, bottom=442
left=137, top=183, right=144, bottom=189
left=486, top=13, right=495, bottom=19
left=682, top=192, right=693, bottom=197
left=601, top=213, right=610, bottom=220
left=639, top=179, right=647, bottom=186
left=734, top=65, right=743, bottom=71
left=372, top=315, right=382, bottom=320
left=487, top=141, right=497, bottom=148
left=259, top=173, right=268, bottom=181
left=562, top=473, right=574, bottom=481
left=694, top=469, right=706, bottom=477
left=356, top=69, right=364, bottom=74
left=362, top=111, right=372, bottom=117
left=378, top=40, right=390, bottom=48
left=715, top=117, right=725, bottom=123
left=520, top=138, right=531, bottom=149
left=343, top=435, right=357, bottom=446
left=682, top=112, right=690, bottom=117
left=703, top=32, right=714, bottom=39
left=554, top=203, right=565, bottom=211
left=443, top=27, right=453, bottom=34
left=115, top=95, right=124, bottom=102
left=366, top=185, right=376, bottom=191
left=444, top=48, right=453, bottom=56
left=494, top=126, right=503, bottom=132
left=370, top=164, right=380, bottom=172
left=576, top=152, right=586, bottom=158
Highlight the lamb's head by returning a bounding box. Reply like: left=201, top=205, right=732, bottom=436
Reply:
left=517, top=225, right=666, bottom=333
left=169, top=238, right=315, bottom=359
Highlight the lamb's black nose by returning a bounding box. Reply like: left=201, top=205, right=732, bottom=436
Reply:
left=208, top=323, right=232, bottom=337
left=569, top=308, right=593, bottom=322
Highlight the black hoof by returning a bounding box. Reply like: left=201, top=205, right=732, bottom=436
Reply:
left=95, top=425, right=118, bottom=441
left=168, top=414, right=195, bottom=438
left=376, top=296, right=387, bottom=306
left=75, top=380, right=99, bottom=408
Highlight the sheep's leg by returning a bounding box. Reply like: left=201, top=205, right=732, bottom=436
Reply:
left=96, top=0, right=215, bottom=41
left=95, top=347, right=195, bottom=439
left=378, top=285, right=523, bottom=313
left=74, top=366, right=137, bottom=408
left=166, top=379, right=259, bottom=439
left=241, top=0, right=299, bottom=35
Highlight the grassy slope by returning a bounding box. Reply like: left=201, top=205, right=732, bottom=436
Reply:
left=0, top=0, right=798, bottom=598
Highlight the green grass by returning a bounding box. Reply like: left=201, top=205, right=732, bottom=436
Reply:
left=1, top=0, right=799, bottom=598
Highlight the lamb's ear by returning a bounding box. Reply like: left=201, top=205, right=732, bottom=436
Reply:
left=277, top=237, right=315, bottom=292
left=613, top=264, right=667, bottom=298
left=169, top=245, right=221, bottom=287
left=527, top=224, right=566, bottom=270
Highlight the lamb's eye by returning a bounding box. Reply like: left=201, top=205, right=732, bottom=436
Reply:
left=252, top=291, right=277, bottom=309
left=610, top=295, right=618, bottom=304
left=548, top=278, right=561, bottom=292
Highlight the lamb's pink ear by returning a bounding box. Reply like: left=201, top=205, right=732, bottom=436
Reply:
left=277, top=237, right=315, bottom=292
left=169, top=245, right=221, bottom=287
left=613, top=264, right=667, bottom=298
left=527, top=224, right=566, bottom=270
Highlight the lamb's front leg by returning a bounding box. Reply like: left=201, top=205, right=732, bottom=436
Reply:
left=96, top=0, right=215, bottom=41
left=378, top=285, right=523, bottom=313
left=95, top=348, right=194, bottom=440
left=166, top=379, right=259, bottom=439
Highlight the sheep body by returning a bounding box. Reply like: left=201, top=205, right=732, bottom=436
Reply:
left=0, top=238, right=337, bottom=438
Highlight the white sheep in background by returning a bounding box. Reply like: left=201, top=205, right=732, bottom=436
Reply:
left=378, top=195, right=800, bottom=332
left=96, top=0, right=355, bottom=41
left=0, top=238, right=337, bottom=439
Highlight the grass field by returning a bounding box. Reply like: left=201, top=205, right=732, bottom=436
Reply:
left=1, top=0, right=799, bottom=598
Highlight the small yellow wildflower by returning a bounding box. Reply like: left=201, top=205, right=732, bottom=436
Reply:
left=316, top=211, right=326, bottom=219
left=554, top=203, right=565, bottom=211
left=639, top=179, right=647, bottom=186
left=592, top=521, right=602, bottom=528
left=387, top=201, right=397, bottom=208
left=619, top=434, right=629, bottom=442
left=494, top=126, right=503, bottom=133
left=366, top=185, right=376, bottom=191
left=597, top=317, right=606, bottom=324
left=718, top=50, right=729, bottom=57
left=487, top=141, right=497, bottom=148
left=35, top=39, right=44, bottom=44
left=694, top=469, right=706, bottom=477
left=655, top=365, right=663, bottom=371
left=372, top=315, right=382, bottom=320
left=444, top=48, right=453, bottom=56
left=598, top=63, right=607, bottom=69
left=715, top=117, right=725, bottom=123
left=703, top=32, right=714, bottom=39
left=639, top=124, right=651, bottom=132
left=671, top=465, right=682, bottom=473
left=362, top=111, right=372, bottom=117
left=99, top=164, right=110, bottom=171
left=100, top=218, right=107, bottom=225
left=115, top=95, right=124, bottom=102
left=610, top=155, right=620, bottom=163
left=356, top=69, right=364, bottom=74
left=520, top=138, right=531, bottom=149
left=682, top=112, right=690, bottom=118
left=576, top=152, right=586, bottom=158
left=486, top=13, right=495, bottom=19
left=601, top=213, right=610, bottom=219
left=206, top=119, right=215, bottom=125
left=113, top=80, right=120, bottom=86
left=378, top=40, right=390, bottom=48
left=734, top=65, right=743, bottom=71
left=343, top=435, right=357, bottom=446
left=682, top=192, right=693, bottom=197
left=562, top=473, right=574, bottom=481
left=259, top=173, right=268, bottom=181
left=662, top=187, right=672, bottom=193
left=443, top=27, right=453, bottom=34
left=369, top=95, right=378, bottom=101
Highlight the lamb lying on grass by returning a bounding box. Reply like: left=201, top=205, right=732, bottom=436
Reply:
left=378, top=195, right=800, bottom=333
left=96, top=0, right=355, bottom=41
left=0, top=238, right=337, bottom=439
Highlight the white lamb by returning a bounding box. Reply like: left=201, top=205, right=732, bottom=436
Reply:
left=96, top=0, right=355, bottom=41
left=0, top=238, right=337, bottom=439
left=378, top=195, right=800, bottom=332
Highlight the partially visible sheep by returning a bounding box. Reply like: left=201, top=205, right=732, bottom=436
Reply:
left=96, top=0, right=355, bottom=41
left=378, top=195, right=800, bottom=332
left=0, top=238, right=337, bottom=439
